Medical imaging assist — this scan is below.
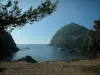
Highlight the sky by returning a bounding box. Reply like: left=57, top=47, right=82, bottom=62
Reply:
left=1, top=0, right=100, bottom=44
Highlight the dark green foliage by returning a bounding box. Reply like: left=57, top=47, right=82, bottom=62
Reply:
left=50, top=20, right=100, bottom=59
left=0, top=0, right=58, bottom=31
left=87, top=20, right=100, bottom=58
left=94, top=20, right=100, bottom=30
left=50, top=23, right=89, bottom=51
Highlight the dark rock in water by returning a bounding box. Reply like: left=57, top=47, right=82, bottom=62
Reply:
left=23, top=47, right=30, bottom=49
left=0, top=31, right=19, bottom=61
left=18, top=56, right=37, bottom=63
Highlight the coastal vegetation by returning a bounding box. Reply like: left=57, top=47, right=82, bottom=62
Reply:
left=87, top=20, right=100, bottom=58
left=50, top=23, right=89, bottom=52
left=50, top=21, right=100, bottom=58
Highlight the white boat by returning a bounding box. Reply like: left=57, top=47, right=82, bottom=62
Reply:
left=58, top=48, right=65, bottom=51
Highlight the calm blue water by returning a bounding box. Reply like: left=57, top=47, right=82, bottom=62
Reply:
left=12, top=44, right=87, bottom=62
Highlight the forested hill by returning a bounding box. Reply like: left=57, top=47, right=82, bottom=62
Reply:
left=50, top=23, right=89, bottom=49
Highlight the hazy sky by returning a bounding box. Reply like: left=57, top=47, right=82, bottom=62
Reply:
left=1, top=0, right=100, bottom=44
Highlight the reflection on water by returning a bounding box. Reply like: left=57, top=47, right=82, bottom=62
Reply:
left=12, top=44, right=87, bottom=62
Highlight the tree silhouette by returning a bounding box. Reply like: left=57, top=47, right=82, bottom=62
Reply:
left=0, top=0, right=58, bottom=32
left=87, top=20, right=100, bottom=58
left=0, top=0, right=58, bottom=60
left=93, top=20, right=100, bottom=30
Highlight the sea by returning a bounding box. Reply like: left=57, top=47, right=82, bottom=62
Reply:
left=12, top=44, right=87, bottom=62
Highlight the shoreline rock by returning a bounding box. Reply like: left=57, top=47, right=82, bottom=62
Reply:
left=17, top=56, right=37, bottom=63
left=0, top=31, right=19, bottom=61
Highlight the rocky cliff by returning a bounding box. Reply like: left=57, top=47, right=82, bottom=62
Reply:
left=0, top=31, right=19, bottom=60
left=50, top=23, right=89, bottom=50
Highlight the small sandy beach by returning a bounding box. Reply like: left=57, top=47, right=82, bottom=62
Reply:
left=0, top=58, right=100, bottom=75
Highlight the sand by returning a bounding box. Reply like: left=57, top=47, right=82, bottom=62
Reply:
left=0, top=58, right=100, bottom=75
